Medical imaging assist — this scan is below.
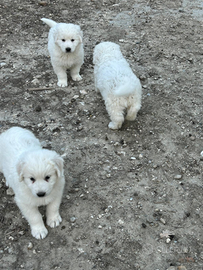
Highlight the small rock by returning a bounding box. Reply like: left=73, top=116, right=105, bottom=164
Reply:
left=177, top=266, right=187, bottom=270
left=62, top=10, right=69, bottom=16
left=70, top=217, right=76, bottom=223
left=174, top=174, right=182, bottom=180
left=114, top=142, right=120, bottom=146
left=35, top=105, right=42, bottom=112
left=0, top=62, right=6, bottom=68
left=80, top=90, right=87, bottom=95
left=167, top=267, right=176, bottom=270
left=27, top=242, right=33, bottom=250
left=38, top=1, right=47, bottom=6
left=118, top=219, right=124, bottom=225
left=189, top=136, right=195, bottom=141
left=200, top=151, right=203, bottom=161
left=138, top=153, right=143, bottom=159
left=31, top=78, right=40, bottom=85
left=160, top=218, right=166, bottom=224
left=77, top=126, right=83, bottom=131
left=183, top=247, right=189, bottom=253
left=166, top=238, right=171, bottom=243
left=6, top=187, right=14, bottom=196
left=8, top=247, right=13, bottom=254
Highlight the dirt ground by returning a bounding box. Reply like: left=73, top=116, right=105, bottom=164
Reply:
left=0, top=0, right=203, bottom=269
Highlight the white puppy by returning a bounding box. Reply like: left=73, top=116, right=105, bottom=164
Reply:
left=41, top=18, right=84, bottom=87
left=0, top=127, right=65, bottom=239
left=93, top=42, right=142, bottom=129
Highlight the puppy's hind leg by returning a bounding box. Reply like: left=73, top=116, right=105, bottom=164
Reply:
left=126, top=102, right=141, bottom=121
left=106, top=102, right=125, bottom=130
left=70, top=64, right=82, bottom=81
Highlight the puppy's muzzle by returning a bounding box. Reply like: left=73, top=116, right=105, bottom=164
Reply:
left=66, top=47, right=71, bottom=53
left=37, top=192, right=46, bottom=197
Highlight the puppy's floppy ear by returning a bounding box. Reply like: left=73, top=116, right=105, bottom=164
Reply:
left=16, top=160, right=25, bottom=182
left=76, top=26, right=83, bottom=43
left=78, top=31, right=83, bottom=43
left=51, top=154, right=64, bottom=178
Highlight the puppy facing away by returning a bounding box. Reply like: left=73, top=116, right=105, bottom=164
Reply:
left=93, top=42, right=142, bottom=129
left=41, top=18, right=84, bottom=87
left=0, top=127, right=65, bottom=239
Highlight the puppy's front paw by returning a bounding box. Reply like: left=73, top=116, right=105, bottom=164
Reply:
left=57, top=80, right=68, bottom=87
left=108, top=122, right=121, bottom=130
left=72, top=74, right=82, bottom=81
left=47, top=214, right=62, bottom=228
left=31, top=225, right=48, bottom=240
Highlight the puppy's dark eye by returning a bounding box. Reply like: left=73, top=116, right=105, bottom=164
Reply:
left=30, top=177, right=35, bottom=183
left=62, top=39, right=66, bottom=42
left=71, top=39, right=75, bottom=42
left=45, top=176, right=50, bottom=182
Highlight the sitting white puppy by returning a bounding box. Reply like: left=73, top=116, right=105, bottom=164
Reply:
left=93, top=42, right=142, bottom=129
left=41, top=18, right=84, bottom=87
left=0, top=127, right=65, bottom=239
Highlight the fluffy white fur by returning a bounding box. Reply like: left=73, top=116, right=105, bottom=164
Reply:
left=93, top=42, right=142, bottom=129
left=41, top=18, right=84, bottom=87
left=0, top=127, right=65, bottom=239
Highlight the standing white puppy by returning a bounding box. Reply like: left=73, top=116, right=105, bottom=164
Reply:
left=93, top=42, right=142, bottom=129
left=0, top=127, right=65, bottom=239
left=41, top=18, right=84, bottom=87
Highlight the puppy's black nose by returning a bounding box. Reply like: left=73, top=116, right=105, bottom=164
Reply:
left=66, top=47, right=71, bottom=52
left=37, top=192, right=46, bottom=197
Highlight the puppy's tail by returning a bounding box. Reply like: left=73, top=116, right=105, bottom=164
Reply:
left=41, top=18, right=57, bottom=28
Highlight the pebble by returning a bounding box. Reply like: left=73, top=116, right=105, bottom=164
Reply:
left=118, top=219, right=124, bottom=225
left=177, top=266, right=187, bottom=270
left=166, top=238, right=171, bottom=243
left=200, top=151, right=203, bottom=161
left=189, top=136, right=195, bottom=141
left=27, top=242, right=33, bottom=250
left=35, top=105, right=42, bottom=112
left=160, top=218, right=166, bottom=224
left=70, top=217, right=76, bottom=223
left=38, top=1, right=47, bottom=6
left=0, top=62, right=6, bottom=67
left=174, top=174, right=182, bottom=180
left=31, top=78, right=40, bottom=85
left=80, top=90, right=87, bottom=95
left=6, top=188, right=14, bottom=196
left=167, top=267, right=176, bottom=270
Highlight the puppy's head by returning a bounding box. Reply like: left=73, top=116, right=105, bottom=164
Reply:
left=55, top=23, right=83, bottom=54
left=93, top=42, right=121, bottom=65
left=17, top=149, right=64, bottom=198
